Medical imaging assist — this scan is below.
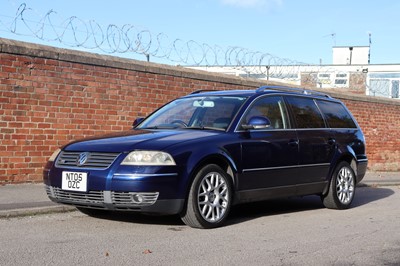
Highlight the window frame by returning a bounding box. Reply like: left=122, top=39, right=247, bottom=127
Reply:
left=284, top=96, right=327, bottom=129
left=315, top=100, right=358, bottom=129
left=236, top=95, right=291, bottom=132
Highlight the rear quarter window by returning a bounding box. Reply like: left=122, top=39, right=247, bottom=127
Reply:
left=316, top=100, right=357, bottom=128
left=285, top=96, right=326, bottom=128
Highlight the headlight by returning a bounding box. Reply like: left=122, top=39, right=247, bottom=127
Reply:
left=48, top=148, right=61, bottom=162
left=121, top=151, right=176, bottom=166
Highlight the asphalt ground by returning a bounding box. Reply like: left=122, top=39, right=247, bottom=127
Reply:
left=0, top=171, right=399, bottom=218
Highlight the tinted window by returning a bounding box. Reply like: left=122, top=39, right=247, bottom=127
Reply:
left=316, top=100, right=357, bottom=128
left=241, top=96, right=289, bottom=129
left=286, top=96, right=326, bottom=128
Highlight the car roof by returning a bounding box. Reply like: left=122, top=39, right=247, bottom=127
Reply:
left=186, top=86, right=333, bottom=100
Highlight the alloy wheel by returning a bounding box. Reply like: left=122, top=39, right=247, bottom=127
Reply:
left=336, top=166, right=355, bottom=205
left=197, top=171, right=229, bottom=223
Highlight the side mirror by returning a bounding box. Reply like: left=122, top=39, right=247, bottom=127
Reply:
left=242, top=116, right=271, bottom=130
left=132, top=117, right=145, bottom=128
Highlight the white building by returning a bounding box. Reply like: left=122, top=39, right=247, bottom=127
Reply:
left=332, top=46, right=370, bottom=65
left=189, top=46, right=400, bottom=99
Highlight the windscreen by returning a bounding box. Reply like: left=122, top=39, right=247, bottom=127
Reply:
left=138, top=96, right=247, bottom=130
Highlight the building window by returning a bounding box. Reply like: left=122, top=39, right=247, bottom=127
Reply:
left=316, top=72, right=348, bottom=88
left=317, top=73, right=332, bottom=86
left=369, top=79, right=391, bottom=97
left=368, top=78, right=400, bottom=98
left=391, top=80, right=399, bottom=98
left=318, top=73, right=331, bottom=79
left=334, top=73, right=348, bottom=86
left=335, top=79, right=347, bottom=85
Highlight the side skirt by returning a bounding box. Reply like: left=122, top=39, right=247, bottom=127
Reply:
left=236, top=182, right=328, bottom=204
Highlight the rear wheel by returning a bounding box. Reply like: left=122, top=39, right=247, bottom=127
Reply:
left=181, top=164, right=232, bottom=229
left=322, top=161, right=356, bottom=209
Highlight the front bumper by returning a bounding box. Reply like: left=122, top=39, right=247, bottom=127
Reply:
left=45, top=185, right=184, bottom=215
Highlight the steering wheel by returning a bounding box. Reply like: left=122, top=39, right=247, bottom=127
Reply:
left=171, top=120, right=188, bottom=128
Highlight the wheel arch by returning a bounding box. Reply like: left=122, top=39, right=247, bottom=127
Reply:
left=337, top=154, right=357, bottom=173
left=322, top=160, right=357, bottom=209
left=190, top=153, right=237, bottom=185
left=323, top=151, right=358, bottom=196
left=182, top=152, right=238, bottom=202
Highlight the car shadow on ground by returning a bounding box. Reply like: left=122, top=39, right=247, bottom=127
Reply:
left=226, top=186, right=395, bottom=227
left=351, top=186, right=395, bottom=207
left=78, top=186, right=396, bottom=228
left=78, top=209, right=185, bottom=226
left=227, top=195, right=325, bottom=226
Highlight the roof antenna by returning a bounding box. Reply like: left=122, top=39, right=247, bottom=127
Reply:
left=323, top=32, right=336, bottom=46
left=367, top=31, right=372, bottom=64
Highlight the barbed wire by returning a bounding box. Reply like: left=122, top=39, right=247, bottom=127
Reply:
left=0, top=2, right=396, bottom=98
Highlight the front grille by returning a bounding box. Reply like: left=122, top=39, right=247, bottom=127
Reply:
left=50, top=186, right=104, bottom=205
left=46, top=186, right=159, bottom=209
left=55, top=151, right=120, bottom=169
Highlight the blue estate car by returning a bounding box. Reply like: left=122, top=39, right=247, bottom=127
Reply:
left=44, top=86, right=368, bottom=228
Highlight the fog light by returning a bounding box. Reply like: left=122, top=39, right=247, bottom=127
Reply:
left=132, top=194, right=144, bottom=204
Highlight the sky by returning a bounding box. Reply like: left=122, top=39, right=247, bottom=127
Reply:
left=1, top=0, right=400, bottom=65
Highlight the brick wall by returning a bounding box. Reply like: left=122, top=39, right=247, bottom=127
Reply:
left=1, top=38, right=399, bottom=183
left=340, top=98, right=400, bottom=172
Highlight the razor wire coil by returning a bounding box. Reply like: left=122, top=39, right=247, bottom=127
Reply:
left=0, top=2, right=397, bottom=98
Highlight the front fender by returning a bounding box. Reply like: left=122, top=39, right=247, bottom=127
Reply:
left=182, top=145, right=240, bottom=195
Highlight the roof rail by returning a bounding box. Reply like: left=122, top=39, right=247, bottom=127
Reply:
left=190, top=90, right=216, bottom=95
left=256, top=85, right=332, bottom=98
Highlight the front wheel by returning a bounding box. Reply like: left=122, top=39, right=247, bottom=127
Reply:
left=181, top=164, right=233, bottom=229
left=322, top=162, right=356, bottom=209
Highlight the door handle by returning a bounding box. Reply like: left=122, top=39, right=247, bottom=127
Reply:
left=288, top=139, right=299, bottom=147
left=327, top=138, right=336, bottom=145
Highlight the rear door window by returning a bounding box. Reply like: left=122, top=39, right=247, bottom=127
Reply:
left=285, top=96, right=326, bottom=129
left=316, top=100, right=357, bottom=128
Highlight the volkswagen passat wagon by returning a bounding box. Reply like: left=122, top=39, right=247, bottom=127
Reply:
left=44, top=86, right=368, bottom=228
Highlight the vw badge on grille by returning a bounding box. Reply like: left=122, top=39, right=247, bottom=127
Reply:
left=76, top=152, right=89, bottom=166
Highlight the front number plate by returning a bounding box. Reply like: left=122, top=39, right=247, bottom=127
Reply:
left=62, top=171, right=88, bottom=192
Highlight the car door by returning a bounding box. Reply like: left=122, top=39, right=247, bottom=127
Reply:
left=285, top=96, right=336, bottom=188
left=237, top=96, right=299, bottom=199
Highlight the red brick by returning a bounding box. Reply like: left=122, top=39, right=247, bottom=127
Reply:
left=1, top=41, right=400, bottom=183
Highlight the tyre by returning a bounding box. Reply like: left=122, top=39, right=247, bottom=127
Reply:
left=181, top=164, right=233, bottom=229
left=322, top=161, right=356, bottom=209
